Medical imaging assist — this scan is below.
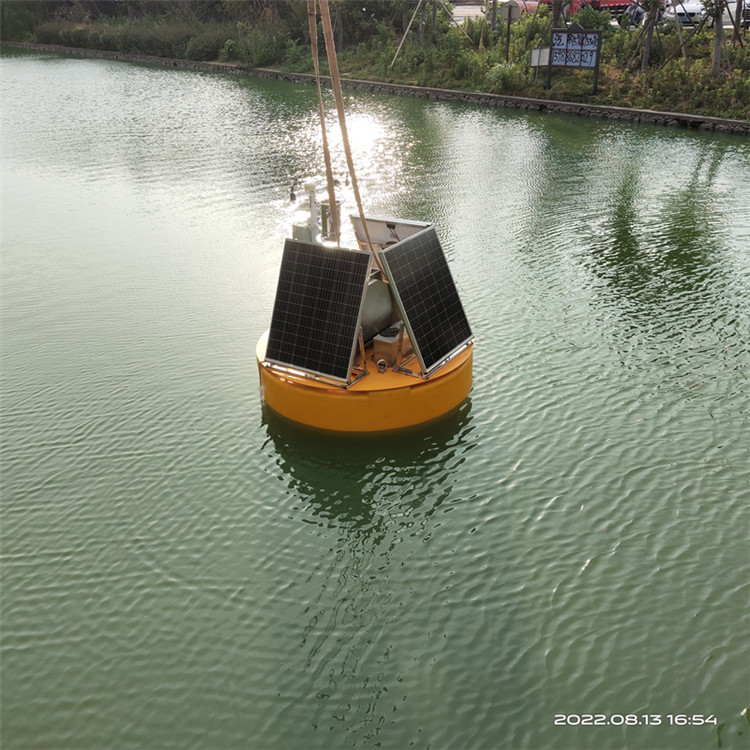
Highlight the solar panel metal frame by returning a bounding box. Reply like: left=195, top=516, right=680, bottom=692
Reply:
left=379, top=226, right=473, bottom=377
left=265, top=239, right=372, bottom=383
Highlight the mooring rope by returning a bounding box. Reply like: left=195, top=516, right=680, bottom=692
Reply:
left=307, top=0, right=340, bottom=245
left=316, top=0, right=380, bottom=269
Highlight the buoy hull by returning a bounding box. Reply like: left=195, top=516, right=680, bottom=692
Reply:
left=256, top=332, right=472, bottom=433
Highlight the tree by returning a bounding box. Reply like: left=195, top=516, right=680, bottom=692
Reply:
left=552, top=0, right=564, bottom=26
left=625, top=0, right=666, bottom=72
left=709, top=0, right=724, bottom=75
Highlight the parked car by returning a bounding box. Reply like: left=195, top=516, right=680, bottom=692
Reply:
left=738, top=0, right=750, bottom=28
left=665, top=0, right=706, bottom=25
left=664, top=0, right=749, bottom=26
left=538, top=0, right=634, bottom=19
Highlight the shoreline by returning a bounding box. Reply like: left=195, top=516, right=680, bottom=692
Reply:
left=3, top=41, right=748, bottom=135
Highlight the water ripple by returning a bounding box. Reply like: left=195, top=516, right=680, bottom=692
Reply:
left=2, top=50, right=749, bottom=750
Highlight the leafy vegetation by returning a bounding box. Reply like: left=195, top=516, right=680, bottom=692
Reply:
left=1, top=0, right=748, bottom=119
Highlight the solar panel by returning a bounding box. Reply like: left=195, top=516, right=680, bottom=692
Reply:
left=266, top=239, right=372, bottom=382
left=380, top=227, right=472, bottom=375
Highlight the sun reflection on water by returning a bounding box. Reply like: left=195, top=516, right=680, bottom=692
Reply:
left=269, top=101, right=416, bottom=247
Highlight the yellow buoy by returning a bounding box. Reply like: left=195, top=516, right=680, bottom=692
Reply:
left=256, top=5, right=473, bottom=433
left=257, top=331, right=473, bottom=432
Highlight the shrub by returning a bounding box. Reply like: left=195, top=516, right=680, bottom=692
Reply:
left=1, top=1, right=47, bottom=42
left=104, top=20, right=195, bottom=58
left=605, top=27, right=639, bottom=67
left=34, top=20, right=67, bottom=45
left=86, top=23, right=122, bottom=52
left=185, top=25, right=233, bottom=62
left=389, top=37, right=426, bottom=81
left=486, top=61, right=532, bottom=92
left=283, top=38, right=313, bottom=73
left=569, top=5, right=616, bottom=31
left=236, top=19, right=290, bottom=67
left=35, top=21, right=92, bottom=48
left=218, top=38, right=238, bottom=62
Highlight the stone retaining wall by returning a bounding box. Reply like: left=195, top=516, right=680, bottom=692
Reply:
left=3, top=41, right=748, bottom=135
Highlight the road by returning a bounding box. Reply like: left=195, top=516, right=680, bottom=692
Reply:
left=453, top=1, right=743, bottom=25
left=451, top=4, right=486, bottom=23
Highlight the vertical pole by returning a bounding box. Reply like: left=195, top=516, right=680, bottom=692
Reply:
left=307, top=0, right=339, bottom=245
left=592, top=30, right=601, bottom=94
left=318, top=0, right=380, bottom=269
left=389, top=0, right=424, bottom=69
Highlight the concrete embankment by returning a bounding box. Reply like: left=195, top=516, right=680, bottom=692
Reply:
left=3, top=41, right=749, bottom=136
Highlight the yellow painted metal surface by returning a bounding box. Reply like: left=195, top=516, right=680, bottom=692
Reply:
left=256, top=331, right=473, bottom=432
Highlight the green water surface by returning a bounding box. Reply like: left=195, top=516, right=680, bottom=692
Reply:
left=1, top=50, right=749, bottom=750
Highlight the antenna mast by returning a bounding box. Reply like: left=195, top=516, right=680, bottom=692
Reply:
left=314, top=0, right=380, bottom=268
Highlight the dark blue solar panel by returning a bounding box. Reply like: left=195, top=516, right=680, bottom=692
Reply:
left=266, top=240, right=372, bottom=381
left=380, top=227, right=472, bottom=374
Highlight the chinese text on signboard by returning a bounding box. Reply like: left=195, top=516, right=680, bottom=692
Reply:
left=550, top=29, right=602, bottom=69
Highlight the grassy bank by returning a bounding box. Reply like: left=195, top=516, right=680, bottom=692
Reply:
left=2, top=1, right=748, bottom=120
